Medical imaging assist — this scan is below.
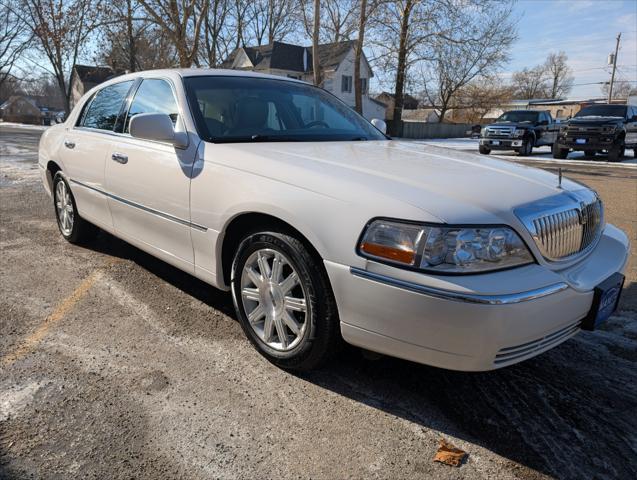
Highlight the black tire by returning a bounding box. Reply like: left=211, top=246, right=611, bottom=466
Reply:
left=552, top=142, right=569, bottom=159
left=518, top=136, right=533, bottom=156
left=584, top=150, right=596, bottom=157
left=633, top=148, right=637, bottom=158
left=230, top=230, right=340, bottom=371
left=478, top=145, right=490, bottom=155
left=52, top=173, right=98, bottom=243
left=608, top=142, right=625, bottom=162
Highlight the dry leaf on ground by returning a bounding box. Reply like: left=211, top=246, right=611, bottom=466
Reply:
left=433, top=438, right=467, bottom=467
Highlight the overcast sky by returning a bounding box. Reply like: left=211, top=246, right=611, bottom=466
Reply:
left=508, top=0, right=637, bottom=99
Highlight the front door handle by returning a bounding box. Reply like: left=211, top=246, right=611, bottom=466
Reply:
left=64, top=140, right=75, bottom=149
left=111, top=153, right=128, bottom=164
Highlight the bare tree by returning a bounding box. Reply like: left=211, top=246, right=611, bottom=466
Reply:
left=138, top=0, right=209, bottom=67
left=511, top=65, right=549, bottom=99
left=369, top=0, right=459, bottom=132
left=200, top=0, right=230, bottom=66
left=245, top=0, right=296, bottom=46
left=21, top=0, right=104, bottom=113
left=544, top=51, right=573, bottom=99
left=452, top=79, right=514, bottom=124
left=422, top=1, right=517, bottom=122
left=353, top=0, right=368, bottom=114
left=300, top=0, right=359, bottom=44
left=0, top=3, right=32, bottom=89
left=312, top=0, right=321, bottom=85
left=601, top=79, right=635, bottom=99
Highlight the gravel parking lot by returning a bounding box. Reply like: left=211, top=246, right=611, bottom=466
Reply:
left=1, top=124, right=636, bottom=479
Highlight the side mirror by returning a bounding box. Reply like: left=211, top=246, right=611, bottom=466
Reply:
left=371, top=118, right=387, bottom=134
left=130, top=113, right=188, bottom=148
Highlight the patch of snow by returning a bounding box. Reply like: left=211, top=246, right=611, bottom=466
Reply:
left=0, top=121, right=49, bottom=131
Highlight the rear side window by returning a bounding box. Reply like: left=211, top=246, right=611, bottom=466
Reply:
left=80, top=81, right=134, bottom=131
left=125, top=79, right=179, bottom=133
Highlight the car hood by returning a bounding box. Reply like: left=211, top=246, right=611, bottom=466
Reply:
left=568, top=116, right=623, bottom=126
left=208, top=140, right=585, bottom=225
left=487, top=122, right=534, bottom=128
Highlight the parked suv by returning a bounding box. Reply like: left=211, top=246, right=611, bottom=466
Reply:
left=553, top=104, right=637, bottom=162
left=479, top=110, right=559, bottom=156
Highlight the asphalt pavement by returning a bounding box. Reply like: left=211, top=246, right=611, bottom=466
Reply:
left=1, top=124, right=636, bottom=479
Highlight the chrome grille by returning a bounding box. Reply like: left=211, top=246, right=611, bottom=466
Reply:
left=515, top=191, right=604, bottom=262
left=486, top=126, right=514, bottom=138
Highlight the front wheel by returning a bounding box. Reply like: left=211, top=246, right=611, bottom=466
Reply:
left=53, top=173, right=98, bottom=243
left=518, top=137, right=533, bottom=156
left=552, top=142, right=569, bottom=159
left=478, top=145, right=490, bottom=155
left=608, top=142, right=625, bottom=162
left=230, top=230, right=340, bottom=371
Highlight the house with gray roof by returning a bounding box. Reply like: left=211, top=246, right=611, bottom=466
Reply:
left=221, top=40, right=386, bottom=120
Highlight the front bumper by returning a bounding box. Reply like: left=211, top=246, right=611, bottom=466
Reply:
left=480, top=138, right=524, bottom=149
left=326, top=224, right=629, bottom=371
left=556, top=136, right=617, bottom=150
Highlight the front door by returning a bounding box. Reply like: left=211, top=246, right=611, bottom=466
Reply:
left=104, top=78, right=197, bottom=270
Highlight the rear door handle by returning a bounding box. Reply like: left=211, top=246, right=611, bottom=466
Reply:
left=111, top=153, right=128, bottom=164
left=64, top=140, right=75, bottom=149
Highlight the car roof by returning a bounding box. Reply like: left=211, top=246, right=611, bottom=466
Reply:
left=105, top=68, right=308, bottom=85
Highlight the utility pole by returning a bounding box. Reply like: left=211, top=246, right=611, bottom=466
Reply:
left=607, top=33, right=621, bottom=103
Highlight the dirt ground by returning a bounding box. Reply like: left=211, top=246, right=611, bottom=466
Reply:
left=1, top=125, right=636, bottom=479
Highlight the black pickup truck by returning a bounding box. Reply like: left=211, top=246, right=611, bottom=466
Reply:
left=553, top=104, right=637, bottom=162
left=479, top=110, right=559, bottom=156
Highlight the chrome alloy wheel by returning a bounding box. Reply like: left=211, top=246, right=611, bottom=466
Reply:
left=240, top=248, right=309, bottom=351
left=55, top=180, right=74, bottom=236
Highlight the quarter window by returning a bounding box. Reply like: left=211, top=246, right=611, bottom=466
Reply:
left=80, top=81, right=134, bottom=131
left=125, top=79, right=179, bottom=133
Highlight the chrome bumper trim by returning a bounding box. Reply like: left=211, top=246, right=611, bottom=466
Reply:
left=350, top=267, right=569, bottom=305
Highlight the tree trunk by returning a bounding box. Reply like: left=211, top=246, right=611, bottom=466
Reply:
left=312, top=0, right=321, bottom=86
left=391, top=0, right=412, bottom=135
left=126, top=0, right=136, bottom=71
left=354, top=0, right=367, bottom=115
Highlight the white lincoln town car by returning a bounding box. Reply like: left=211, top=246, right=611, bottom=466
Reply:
left=38, top=69, right=629, bottom=371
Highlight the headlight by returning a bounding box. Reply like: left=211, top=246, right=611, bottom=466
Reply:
left=358, top=219, right=533, bottom=273
left=480, top=127, right=487, bottom=136
left=602, top=125, right=617, bottom=133
left=514, top=128, right=526, bottom=137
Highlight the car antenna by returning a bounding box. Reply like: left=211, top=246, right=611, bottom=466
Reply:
left=558, top=168, right=562, bottom=189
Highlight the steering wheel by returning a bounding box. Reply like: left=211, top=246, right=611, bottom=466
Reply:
left=305, top=120, right=329, bottom=129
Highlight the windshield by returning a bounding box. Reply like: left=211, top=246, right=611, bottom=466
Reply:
left=575, top=105, right=627, bottom=118
left=184, top=76, right=386, bottom=143
left=496, top=111, right=539, bottom=123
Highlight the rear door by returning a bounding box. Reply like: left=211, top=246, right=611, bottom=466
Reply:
left=104, top=77, right=197, bottom=270
left=62, top=80, right=135, bottom=229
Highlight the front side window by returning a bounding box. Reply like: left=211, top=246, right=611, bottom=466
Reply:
left=184, top=76, right=386, bottom=143
left=80, top=81, right=134, bottom=131
left=125, top=79, right=179, bottom=133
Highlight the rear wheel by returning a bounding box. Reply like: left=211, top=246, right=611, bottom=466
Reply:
left=552, top=142, right=569, bottom=159
left=53, top=173, right=98, bottom=243
left=230, top=230, right=340, bottom=371
left=478, top=145, right=490, bottom=155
